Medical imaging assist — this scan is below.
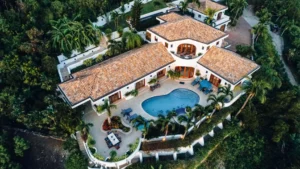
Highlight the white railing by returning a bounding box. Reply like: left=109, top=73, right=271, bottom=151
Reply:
left=85, top=138, right=142, bottom=168
left=224, top=91, right=245, bottom=107
left=215, top=15, right=230, bottom=26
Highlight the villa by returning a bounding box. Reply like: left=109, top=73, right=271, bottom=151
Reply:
left=58, top=12, right=259, bottom=109
left=56, top=1, right=260, bottom=168
left=188, top=0, right=230, bottom=31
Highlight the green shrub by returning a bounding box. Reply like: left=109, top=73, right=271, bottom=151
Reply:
left=125, top=89, right=139, bottom=97
left=95, top=54, right=103, bottom=62
left=94, top=153, right=105, bottom=160
left=89, top=147, right=96, bottom=154
left=105, top=28, right=112, bottom=39
left=83, top=58, right=93, bottom=67
left=117, top=26, right=123, bottom=36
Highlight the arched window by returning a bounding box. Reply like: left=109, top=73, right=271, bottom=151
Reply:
left=177, top=44, right=196, bottom=56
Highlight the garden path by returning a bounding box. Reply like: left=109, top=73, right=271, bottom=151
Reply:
left=242, top=6, right=298, bottom=86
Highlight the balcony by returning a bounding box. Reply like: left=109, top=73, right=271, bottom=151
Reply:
left=215, top=15, right=230, bottom=26
left=174, top=53, right=200, bottom=60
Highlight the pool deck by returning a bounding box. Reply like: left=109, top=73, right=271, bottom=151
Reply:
left=83, top=78, right=240, bottom=158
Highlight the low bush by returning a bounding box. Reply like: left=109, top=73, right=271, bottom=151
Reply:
left=141, top=104, right=239, bottom=151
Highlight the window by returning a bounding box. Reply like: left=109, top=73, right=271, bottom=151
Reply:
left=165, top=42, right=168, bottom=48
left=155, top=36, right=158, bottom=41
left=171, top=44, right=173, bottom=48
left=198, top=14, right=201, bottom=18
left=202, top=46, right=204, bottom=50
left=146, top=32, right=151, bottom=41
left=216, top=41, right=219, bottom=45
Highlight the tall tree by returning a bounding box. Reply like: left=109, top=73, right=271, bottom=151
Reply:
left=178, top=109, right=196, bottom=139
left=131, top=115, right=153, bottom=139
left=226, top=0, right=248, bottom=25
left=155, top=111, right=177, bottom=138
left=180, top=0, right=189, bottom=14
left=204, top=8, right=217, bottom=26
left=235, top=80, right=272, bottom=118
left=122, top=31, right=142, bottom=50
left=130, top=0, right=143, bottom=28
left=207, top=94, right=225, bottom=117
left=96, top=99, right=117, bottom=125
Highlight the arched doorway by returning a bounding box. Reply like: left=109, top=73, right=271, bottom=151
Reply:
left=177, top=44, right=196, bottom=57
left=220, top=25, right=226, bottom=31
left=217, top=12, right=222, bottom=20
left=175, top=66, right=195, bottom=78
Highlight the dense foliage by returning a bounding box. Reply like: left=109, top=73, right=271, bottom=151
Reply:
left=0, top=130, right=30, bottom=169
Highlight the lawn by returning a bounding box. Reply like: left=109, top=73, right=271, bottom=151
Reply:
left=141, top=0, right=168, bottom=15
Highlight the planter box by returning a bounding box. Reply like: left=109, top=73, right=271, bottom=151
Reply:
left=125, top=95, right=134, bottom=100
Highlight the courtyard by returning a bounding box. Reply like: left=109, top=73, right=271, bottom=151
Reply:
left=83, top=77, right=242, bottom=159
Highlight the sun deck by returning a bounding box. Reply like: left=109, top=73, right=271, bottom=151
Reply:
left=83, top=78, right=243, bottom=158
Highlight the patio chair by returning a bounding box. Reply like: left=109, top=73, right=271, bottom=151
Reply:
left=121, top=108, right=132, bottom=117
left=127, top=114, right=138, bottom=122
left=191, top=78, right=200, bottom=86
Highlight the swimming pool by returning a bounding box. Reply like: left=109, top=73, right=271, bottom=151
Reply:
left=142, top=88, right=200, bottom=117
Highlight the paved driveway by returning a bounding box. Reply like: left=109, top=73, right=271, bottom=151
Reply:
left=226, top=16, right=252, bottom=51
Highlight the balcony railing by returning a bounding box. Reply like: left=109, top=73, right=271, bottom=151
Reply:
left=173, top=52, right=201, bottom=60
left=215, top=15, right=230, bottom=26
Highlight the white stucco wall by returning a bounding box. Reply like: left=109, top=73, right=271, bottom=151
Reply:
left=86, top=65, right=172, bottom=107
left=188, top=8, right=230, bottom=31
left=146, top=30, right=228, bottom=56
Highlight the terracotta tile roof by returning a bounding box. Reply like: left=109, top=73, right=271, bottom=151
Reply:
left=198, top=46, right=260, bottom=84
left=149, top=16, right=227, bottom=44
left=188, top=0, right=227, bottom=14
left=59, top=43, right=175, bottom=105
left=157, top=12, right=184, bottom=22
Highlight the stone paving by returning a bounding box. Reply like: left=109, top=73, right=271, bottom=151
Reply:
left=82, top=78, right=242, bottom=158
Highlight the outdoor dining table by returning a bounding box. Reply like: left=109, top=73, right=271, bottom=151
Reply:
left=107, top=133, right=120, bottom=146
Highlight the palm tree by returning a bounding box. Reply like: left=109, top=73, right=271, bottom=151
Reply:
left=218, top=85, right=234, bottom=102
left=106, top=40, right=124, bottom=56
left=180, top=0, right=189, bottom=14
left=76, top=121, right=93, bottom=142
left=131, top=115, right=153, bottom=139
left=178, top=109, right=196, bottom=139
left=207, top=94, right=225, bottom=117
left=49, top=18, right=74, bottom=53
left=204, top=8, right=217, bottom=26
left=280, top=18, right=295, bottom=35
left=235, top=79, right=272, bottom=118
left=228, top=0, right=248, bottom=23
left=252, top=23, right=268, bottom=42
left=111, top=11, right=120, bottom=28
left=193, top=104, right=211, bottom=128
left=122, top=31, right=142, bottom=50
left=155, top=111, right=177, bottom=138
left=96, top=99, right=117, bottom=125
left=189, top=0, right=201, bottom=13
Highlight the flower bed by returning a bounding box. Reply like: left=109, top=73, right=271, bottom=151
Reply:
left=102, top=116, right=130, bottom=132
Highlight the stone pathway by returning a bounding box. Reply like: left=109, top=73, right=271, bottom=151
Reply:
left=242, top=6, right=298, bottom=86
left=268, top=28, right=298, bottom=86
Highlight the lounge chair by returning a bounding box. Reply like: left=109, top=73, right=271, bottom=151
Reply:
left=121, top=108, right=132, bottom=117
left=191, top=78, right=200, bottom=86
left=127, top=114, right=138, bottom=122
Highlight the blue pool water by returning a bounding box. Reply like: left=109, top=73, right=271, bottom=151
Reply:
left=142, top=88, right=200, bottom=117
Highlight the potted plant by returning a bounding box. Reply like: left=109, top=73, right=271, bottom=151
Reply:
left=148, top=78, right=158, bottom=86
left=167, top=70, right=180, bottom=80
left=195, top=70, right=201, bottom=77
left=125, top=89, right=139, bottom=100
